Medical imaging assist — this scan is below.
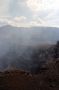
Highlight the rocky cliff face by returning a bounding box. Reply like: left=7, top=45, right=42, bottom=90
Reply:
left=0, top=59, right=59, bottom=90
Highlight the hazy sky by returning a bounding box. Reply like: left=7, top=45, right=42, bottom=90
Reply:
left=0, top=0, right=59, bottom=27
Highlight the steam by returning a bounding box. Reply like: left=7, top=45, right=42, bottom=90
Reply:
left=0, top=25, right=59, bottom=71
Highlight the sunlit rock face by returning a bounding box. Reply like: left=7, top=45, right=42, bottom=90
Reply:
left=0, top=25, right=59, bottom=72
